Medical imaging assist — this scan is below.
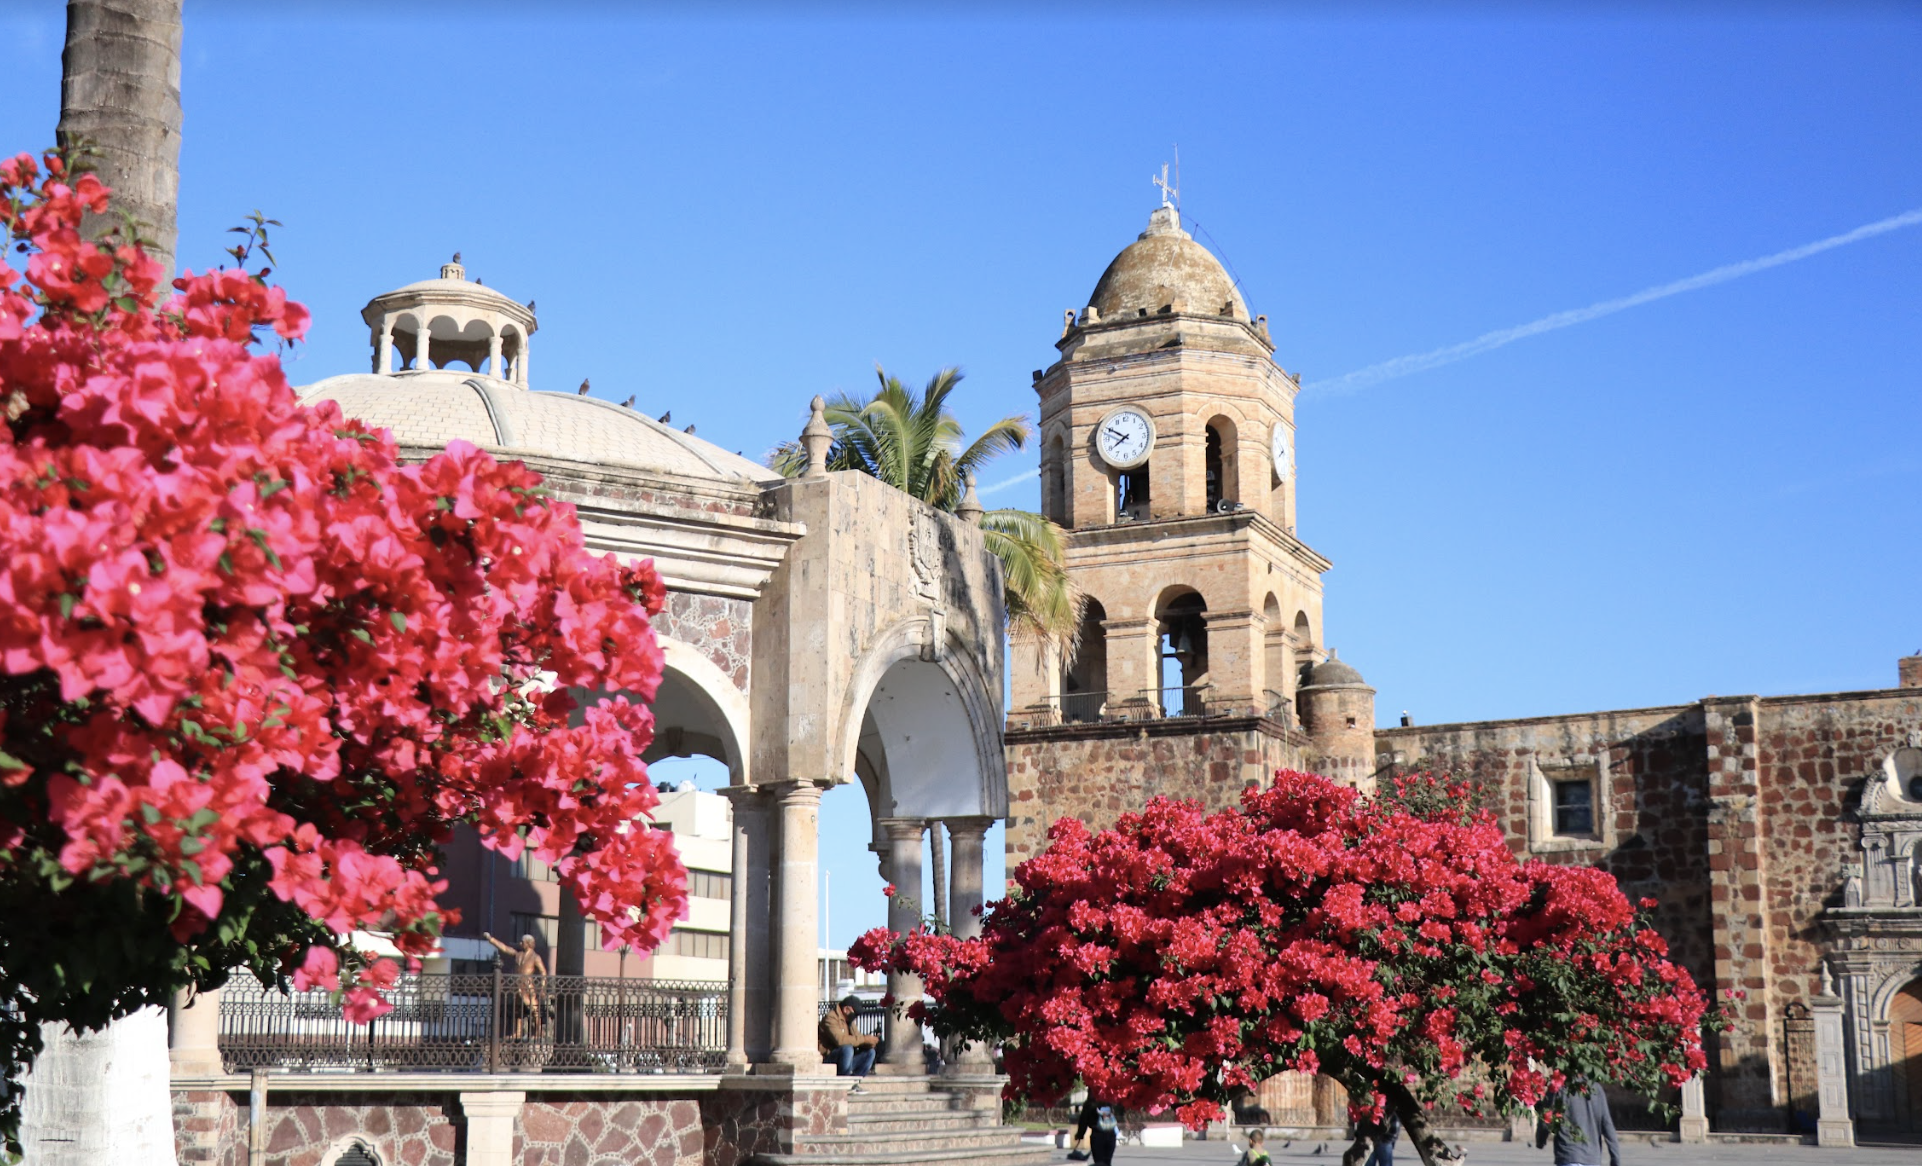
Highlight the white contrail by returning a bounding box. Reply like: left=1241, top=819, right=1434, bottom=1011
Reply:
left=1307, top=206, right=1922, bottom=396
left=978, top=467, right=1039, bottom=496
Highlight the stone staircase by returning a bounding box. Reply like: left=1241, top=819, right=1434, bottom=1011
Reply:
left=752, top=1075, right=1054, bottom=1166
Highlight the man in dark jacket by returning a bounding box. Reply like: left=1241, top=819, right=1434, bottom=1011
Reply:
left=1536, top=1082, right=1620, bottom=1166
left=818, top=995, right=878, bottom=1084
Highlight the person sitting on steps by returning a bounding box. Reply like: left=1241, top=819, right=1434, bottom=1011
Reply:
left=819, top=994, right=879, bottom=1091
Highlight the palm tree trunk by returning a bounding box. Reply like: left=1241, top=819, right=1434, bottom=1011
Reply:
left=22, top=6, right=186, bottom=1164
left=56, top=0, right=184, bottom=265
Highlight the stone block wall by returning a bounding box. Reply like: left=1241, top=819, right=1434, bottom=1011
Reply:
left=516, top=1096, right=702, bottom=1166
left=655, top=592, right=753, bottom=690
left=1375, top=685, right=1922, bottom=1132
left=1004, top=716, right=1308, bottom=864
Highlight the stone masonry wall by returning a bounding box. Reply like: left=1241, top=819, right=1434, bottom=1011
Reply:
left=654, top=592, right=753, bottom=691
left=1375, top=686, right=1922, bottom=1131
left=1004, top=717, right=1308, bottom=864
left=516, top=1096, right=702, bottom=1166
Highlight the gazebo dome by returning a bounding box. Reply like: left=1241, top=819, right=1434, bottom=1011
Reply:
left=1086, top=205, right=1249, bottom=323
left=300, top=371, right=780, bottom=485
left=302, top=260, right=779, bottom=485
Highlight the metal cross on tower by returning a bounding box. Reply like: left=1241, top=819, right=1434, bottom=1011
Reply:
left=1152, top=161, right=1178, bottom=209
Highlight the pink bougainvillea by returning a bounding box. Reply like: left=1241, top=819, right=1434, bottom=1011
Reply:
left=853, top=770, right=1717, bottom=1166
left=0, top=151, right=687, bottom=1141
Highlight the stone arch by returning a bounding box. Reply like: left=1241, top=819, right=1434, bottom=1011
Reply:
left=647, top=637, right=751, bottom=783
left=1261, top=593, right=1289, bottom=716
left=1153, top=585, right=1209, bottom=716
left=1063, top=596, right=1109, bottom=722
left=834, top=615, right=1007, bottom=820
left=1043, top=426, right=1069, bottom=525
left=1205, top=413, right=1240, bottom=512
left=1293, top=609, right=1315, bottom=684
left=321, top=1135, right=384, bottom=1166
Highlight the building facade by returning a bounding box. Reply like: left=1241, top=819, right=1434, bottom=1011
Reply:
left=1006, top=206, right=1922, bottom=1142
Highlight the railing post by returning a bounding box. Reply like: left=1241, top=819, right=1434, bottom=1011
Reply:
left=488, top=961, right=503, bottom=1074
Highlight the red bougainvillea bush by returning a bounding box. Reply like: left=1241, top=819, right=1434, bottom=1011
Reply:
left=0, top=151, right=686, bottom=1146
left=853, top=769, right=1715, bottom=1166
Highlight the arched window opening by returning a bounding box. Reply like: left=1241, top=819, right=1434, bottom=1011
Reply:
left=1205, top=417, right=1239, bottom=513
left=333, top=1141, right=379, bottom=1166
left=1292, top=611, right=1315, bottom=687
left=1115, top=466, right=1150, bottom=522
left=1061, top=599, right=1108, bottom=723
left=1155, top=590, right=1208, bottom=717
left=1262, top=594, right=1289, bottom=721
left=1045, top=434, right=1068, bottom=525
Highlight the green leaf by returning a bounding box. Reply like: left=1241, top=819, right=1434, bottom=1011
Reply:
left=389, top=611, right=407, bottom=633
left=350, top=627, right=373, bottom=644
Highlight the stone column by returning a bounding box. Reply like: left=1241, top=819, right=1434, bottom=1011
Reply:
left=168, top=985, right=223, bottom=1076
left=944, top=817, right=996, bottom=1070
left=516, top=333, right=531, bottom=385
left=414, top=324, right=431, bottom=372
left=458, top=1091, right=525, bottom=1166
left=721, top=786, right=772, bottom=1068
left=1678, top=1075, right=1708, bottom=1143
left=1200, top=608, right=1258, bottom=715
left=769, top=780, right=828, bottom=1071
left=1103, top=617, right=1160, bottom=717
left=374, top=323, right=393, bottom=374
left=877, top=817, right=926, bottom=1074
left=1811, top=990, right=1855, bottom=1147
left=487, top=330, right=504, bottom=380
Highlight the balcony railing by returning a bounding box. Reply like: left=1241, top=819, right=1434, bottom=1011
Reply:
left=219, top=970, right=727, bottom=1074
left=1153, top=683, right=1211, bottom=719
left=1024, top=685, right=1220, bottom=725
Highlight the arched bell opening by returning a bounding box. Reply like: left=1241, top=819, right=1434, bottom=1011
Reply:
left=1154, top=587, right=1208, bottom=717
left=1061, top=598, right=1109, bottom=723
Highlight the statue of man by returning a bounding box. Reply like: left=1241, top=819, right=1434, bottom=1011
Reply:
left=482, top=931, right=548, bottom=1037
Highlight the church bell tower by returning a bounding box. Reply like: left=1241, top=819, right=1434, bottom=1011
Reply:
left=1004, top=201, right=1375, bottom=863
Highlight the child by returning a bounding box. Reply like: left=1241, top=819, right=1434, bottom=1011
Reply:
left=1236, top=1129, right=1272, bottom=1166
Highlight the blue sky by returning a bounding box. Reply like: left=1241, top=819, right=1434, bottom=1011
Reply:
left=4, top=3, right=1917, bottom=951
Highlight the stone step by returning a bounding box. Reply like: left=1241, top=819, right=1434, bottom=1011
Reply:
left=792, top=1128, right=1029, bottom=1155
left=845, top=1109, right=997, bottom=1135
left=848, top=1074, right=934, bottom=1093
left=749, top=1143, right=1054, bottom=1166
left=844, top=1093, right=971, bottom=1116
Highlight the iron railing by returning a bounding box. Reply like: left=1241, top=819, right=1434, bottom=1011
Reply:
left=1153, top=683, right=1211, bottom=718
left=220, top=971, right=727, bottom=1074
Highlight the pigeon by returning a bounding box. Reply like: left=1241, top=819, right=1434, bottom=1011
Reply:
left=683, top=424, right=697, bottom=435
left=527, top=299, right=536, bottom=313
left=451, top=251, right=461, bottom=263
left=657, top=410, right=671, bottom=424
left=621, top=395, right=636, bottom=408
left=577, top=378, right=590, bottom=396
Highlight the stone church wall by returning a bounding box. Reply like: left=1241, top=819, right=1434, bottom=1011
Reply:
left=654, top=592, right=754, bottom=691
left=1375, top=684, right=1922, bottom=1131
left=1003, top=717, right=1308, bottom=864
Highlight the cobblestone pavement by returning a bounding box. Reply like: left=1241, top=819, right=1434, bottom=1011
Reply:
left=1037, top=1134, right=1922, bottom=1166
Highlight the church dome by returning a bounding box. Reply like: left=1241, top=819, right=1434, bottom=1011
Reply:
left=299, top=375, right=781, bottom=486
left=1087, top=205, right=1249, bottom=323
left=1301, top=653, right=1368, bottom=689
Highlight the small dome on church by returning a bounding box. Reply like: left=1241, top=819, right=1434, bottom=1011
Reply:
left=1086, top=205, right=1249, bottom=323
left=1302, top=652, right=1368, bottom=688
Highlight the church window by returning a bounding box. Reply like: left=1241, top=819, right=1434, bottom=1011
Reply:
left=1552, top=778, right=1595, bottom=836
left=1204, top=417, right=1239, bottom=513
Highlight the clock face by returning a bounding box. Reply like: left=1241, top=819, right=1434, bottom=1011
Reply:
left=1271, top=424, right=1293, bottom=477
left=1095, top=408, right=1154, bottom=469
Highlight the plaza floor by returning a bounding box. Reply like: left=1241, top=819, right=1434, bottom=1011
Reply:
left=1038, top=1134, right=1922, bottom=1165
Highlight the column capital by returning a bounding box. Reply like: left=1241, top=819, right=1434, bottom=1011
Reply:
left=939, top=815, right=997, bottom=840
left=718, top=783, right=773, bottom=809
left=765, top=778, right=828, bottom=806
left=876, top=816, right=927, bottom=843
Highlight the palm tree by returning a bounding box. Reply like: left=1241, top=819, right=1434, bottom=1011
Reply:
left=771, top=367, right=1080, bottom=651
left=21, top=5, right=185, bottom=1165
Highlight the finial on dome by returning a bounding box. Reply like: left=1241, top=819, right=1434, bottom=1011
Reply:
left=957, top=472, right=984, bottom=525
left=801, top=395, right=833, bottom=478
left=441, top=252, right=466, bottom=281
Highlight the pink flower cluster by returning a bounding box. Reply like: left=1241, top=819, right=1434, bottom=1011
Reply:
left=0, top=153, right=687, bottom=1009
left=852, top=770, right=1711, bottom=1131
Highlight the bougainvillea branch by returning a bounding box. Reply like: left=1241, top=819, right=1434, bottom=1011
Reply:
left=853, top=770, right=1719, bottom=1166
left=0, top=150, right=686, bottom=1151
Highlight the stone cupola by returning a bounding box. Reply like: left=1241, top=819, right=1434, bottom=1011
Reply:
left=361, top=254, right=539, bottom=385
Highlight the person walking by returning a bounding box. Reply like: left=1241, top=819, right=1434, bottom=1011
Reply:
left=1535, top=1081, right=1621, bottom=1166
left=1069, top=1096, right=1122, bottom=1166
left=818, top=995, right=879, bottom=1089
left=1364, top=1111, right=1401, bottom=1166
left=1235, top=1128, right=1272, bottom=1166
